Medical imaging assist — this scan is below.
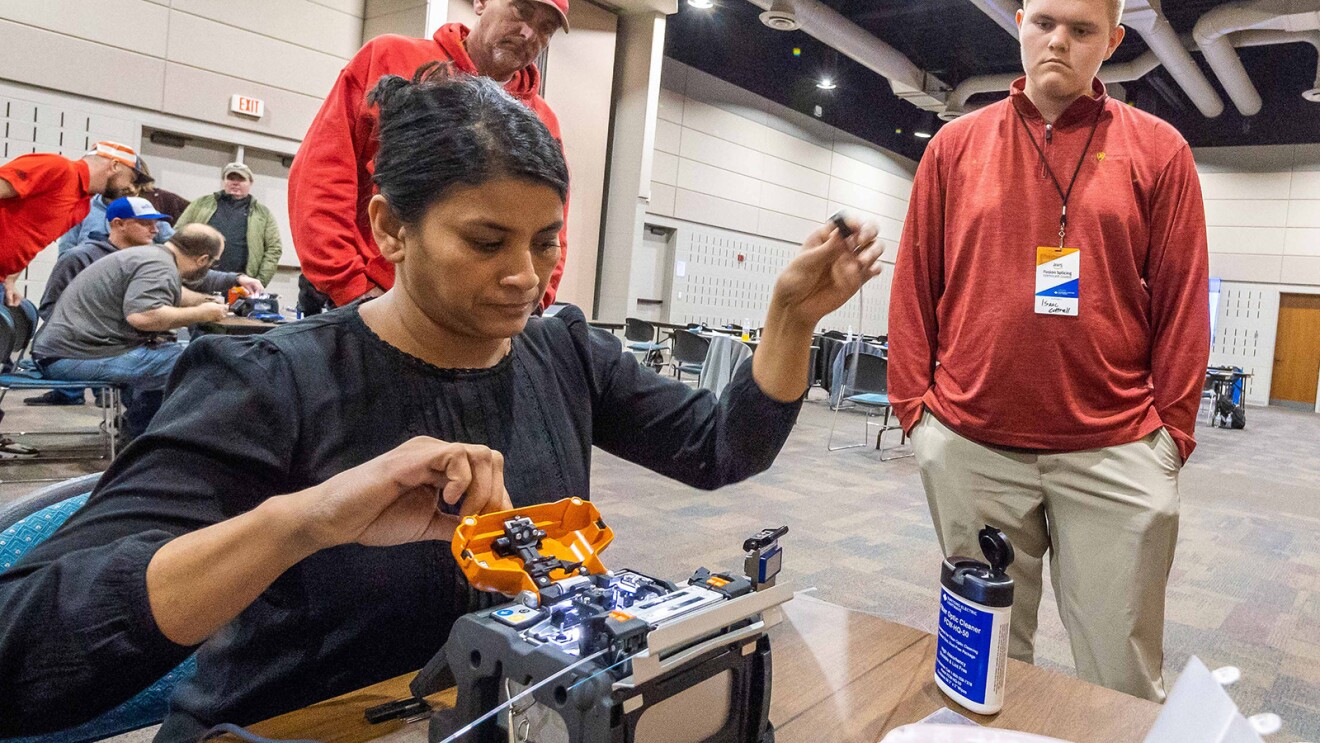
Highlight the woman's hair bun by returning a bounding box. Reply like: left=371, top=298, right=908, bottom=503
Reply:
left=367, top=61, right=569, bottom=224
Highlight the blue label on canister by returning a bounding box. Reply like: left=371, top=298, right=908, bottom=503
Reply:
left=936, top=588, right=994, bottom=705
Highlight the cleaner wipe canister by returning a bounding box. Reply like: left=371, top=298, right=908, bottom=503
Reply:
left=934, top=525, right=1015, bottom=715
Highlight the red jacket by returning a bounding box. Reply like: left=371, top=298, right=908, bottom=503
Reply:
left=288, top=24, right=568, bottom=308
left=887, top=78, right=1210, bottom=462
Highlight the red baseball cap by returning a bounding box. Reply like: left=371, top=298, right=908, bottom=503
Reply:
left=534, top=0, right=570, bottom=32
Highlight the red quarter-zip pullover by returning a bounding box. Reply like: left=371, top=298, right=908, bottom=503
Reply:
left=887, top=78, right=1210, bottom=461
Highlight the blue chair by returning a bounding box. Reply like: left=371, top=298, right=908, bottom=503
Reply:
left=0, top=302, right=124, bottom=465
left=0, top=474, right=197, bottom=743
left=826, top=351, right=912, bottom=460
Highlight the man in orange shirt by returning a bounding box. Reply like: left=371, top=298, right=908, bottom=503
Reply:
left=0, top=141, right=146, bottom=306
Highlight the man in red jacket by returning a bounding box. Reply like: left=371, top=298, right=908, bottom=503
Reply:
left=289, top=0, right=570, bottom=309
left=888, top=0, right=1208, bottom=702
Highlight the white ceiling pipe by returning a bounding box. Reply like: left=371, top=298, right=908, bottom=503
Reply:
left=942, top=28, right=1320, bottom=120
left=940, top=73, right=1019, bottom=119
left=967, top=0, right=1020, bottom=37
left=940, top=50, right=1160, bottom=120
left=1194, top=0, right=1320, bottom=115
left=1123, top=1, right=1227, bottom=117
left=742, top=0, right=950, bottom=111
left=1099, top=49, right=1163, bottom=82
left=962, top=0, right=1225, bottom=117
left=1231, top=28, right=1320, bottom=100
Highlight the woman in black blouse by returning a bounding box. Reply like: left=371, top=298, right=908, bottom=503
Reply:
left=0, top=66, right=885, bottom=739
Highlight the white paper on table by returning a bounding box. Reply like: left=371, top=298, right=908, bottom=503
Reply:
left=879, top=724, right=1071, bottom=743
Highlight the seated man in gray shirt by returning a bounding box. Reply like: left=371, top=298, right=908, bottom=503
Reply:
left=28, top=198, right=264, bottom=407
left=33, top=224, right=232, bottom=440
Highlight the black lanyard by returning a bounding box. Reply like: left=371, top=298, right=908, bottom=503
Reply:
left=1014, top=103, right=1104, bottom=248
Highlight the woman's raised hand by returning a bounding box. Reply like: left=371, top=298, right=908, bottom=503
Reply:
left=769, top=213, right=885, bottom=325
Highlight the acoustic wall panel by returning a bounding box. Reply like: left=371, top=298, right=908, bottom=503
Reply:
left=1198, top=170, right=1292, bottom=201
left=1203, top=199, right=1290, bottom=228
left=763, top=154, right=832, bottom=197
left=652, top=150, right=678, bottom=186
left=1288, top=200, right=1320, bottom=228
left=1206, top=225, right=1287, bottom=255
left=165, top=13, right=344, bottom=98
left=654, top=119, right=682, bottom=155
left=1292, top=170, right=1320, bottom=199
left=1284, top=228, right=1320, bottom=256
left=679, top=128, right=764, bottom=180
left=171, top=0, right=364, bottom=60
left=0, top=0, right=170, bottom=59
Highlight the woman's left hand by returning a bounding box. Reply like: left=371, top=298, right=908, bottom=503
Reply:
left=770, top=214, right=884, bottom=325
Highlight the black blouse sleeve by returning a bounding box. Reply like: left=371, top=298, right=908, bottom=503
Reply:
left=0, top=334, right=301, bottom=736
left=565, top=309, right=803, bottom=490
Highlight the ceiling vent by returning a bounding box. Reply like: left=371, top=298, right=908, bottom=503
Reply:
left=759, top=0, right=800, bottom=31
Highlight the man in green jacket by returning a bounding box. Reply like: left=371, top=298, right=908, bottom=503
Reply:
left=176, top=163, right=282, bottom=284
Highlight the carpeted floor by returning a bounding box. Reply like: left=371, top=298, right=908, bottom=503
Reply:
left=2, top=393, right=1317, bottom=739
left=590, top=396, right=1320, bottom=741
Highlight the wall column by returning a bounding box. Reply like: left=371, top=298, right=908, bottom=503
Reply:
left=595, top=11, right=667, bottom=321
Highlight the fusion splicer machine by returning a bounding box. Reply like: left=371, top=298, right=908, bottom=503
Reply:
left=415, top=497, right=792, bottom=743
left=227, top=287, right=282, bottom=322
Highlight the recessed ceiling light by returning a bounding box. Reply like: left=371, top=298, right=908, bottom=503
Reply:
left=914, top=131, right=933, bottom=139
left=688, top=0, right=714, bottom=8
left=816, top=78, right=837, bottom=90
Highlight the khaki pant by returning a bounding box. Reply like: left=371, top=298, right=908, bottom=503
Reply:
left=911, top=412, right=1181, bottom=702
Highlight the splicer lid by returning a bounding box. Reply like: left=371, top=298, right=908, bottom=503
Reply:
left=451, top=497, right=615, bottom=596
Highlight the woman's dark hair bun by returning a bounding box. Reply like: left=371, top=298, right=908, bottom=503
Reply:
left=365, top=73, right=412, bottom=110
left=366, top=62, right=569, bottom=225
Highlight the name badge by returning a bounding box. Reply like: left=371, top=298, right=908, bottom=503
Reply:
left=1035, top=246, right=1079, bottom=316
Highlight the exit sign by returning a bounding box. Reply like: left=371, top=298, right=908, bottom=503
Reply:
left=230, top=94, right=264, bottom=118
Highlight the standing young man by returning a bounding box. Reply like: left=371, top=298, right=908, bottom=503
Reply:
left=888, top=0, right=1209, bottom=701
left=288, top=0, right=570, bottom=309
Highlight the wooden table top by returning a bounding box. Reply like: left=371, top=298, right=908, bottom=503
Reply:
left=195, top=316, right=283, bottom=335
left=247, top=595, right=1159, bottom=743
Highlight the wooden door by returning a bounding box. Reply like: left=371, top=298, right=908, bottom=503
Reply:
left=1270, top=294, right=1320, bottom=408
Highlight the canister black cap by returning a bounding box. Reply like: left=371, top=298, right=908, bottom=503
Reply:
left=941, top=557, right=1014, bottom=607
left=940, top=525, right=1015, bottom=608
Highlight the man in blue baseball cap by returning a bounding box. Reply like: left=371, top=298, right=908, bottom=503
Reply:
left=22, top=197, right=262, bottom=408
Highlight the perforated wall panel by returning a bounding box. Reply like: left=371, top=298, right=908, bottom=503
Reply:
left=1, top=94, right=137, bottom=161
left=1211, top=284, right=1275, bottom=406
left=669, top=222, right=890, bottom=334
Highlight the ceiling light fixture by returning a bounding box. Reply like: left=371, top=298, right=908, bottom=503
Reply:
left=688, top=0, right=714, bottom=8
left=816, top=78, right=837, bottom=90
left=759, top=0, right=800, bottom=30
left=914, top=131, right=933, bottom=139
